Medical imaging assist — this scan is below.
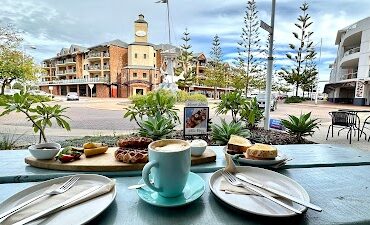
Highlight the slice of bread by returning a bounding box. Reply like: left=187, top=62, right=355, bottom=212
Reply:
left=227, top=135, right=252, bottom=153
left=245, top=143, right=277, bottom=160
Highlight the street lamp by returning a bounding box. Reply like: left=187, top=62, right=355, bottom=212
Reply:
left=263, top=0, right=276, bottom=130
left=22, top=44, right=36, bottom=60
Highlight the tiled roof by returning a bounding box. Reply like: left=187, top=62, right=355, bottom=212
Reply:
left=89, top=39, right=129, bottom=49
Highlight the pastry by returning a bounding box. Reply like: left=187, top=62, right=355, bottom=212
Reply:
left=244, top=143, right=278, bottom=160
left=227, top=135, right=252, bottom=153
left=115, top=137, right=152, bottom=163
left=115, top=148, right=148, bottom=163
left=117, top=137, right=153, bottom=148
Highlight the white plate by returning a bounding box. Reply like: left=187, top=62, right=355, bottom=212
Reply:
left=225, top=147, right=288, bottom=166
left=209, top=166, right=309, bottom=217
left=0, top=174, right=116, bottom=225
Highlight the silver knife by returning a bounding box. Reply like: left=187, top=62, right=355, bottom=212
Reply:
left=13, top=185, right=101, bottom=225
left=236, top=174, right=322, bottom=212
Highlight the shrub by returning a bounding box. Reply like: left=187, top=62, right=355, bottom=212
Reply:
left=124, top=89, right=179, bottom=125
left=285, top=96, right=304, bottom=103
left=0, top=133, right=23, bottom=150
left=139, top=113, right=175, bottom=140
left=281, top=112, right=319, bottom=143
left=176, top=90, right=188, bottom=102
left=211, top=119, right=250, bottom=145
left=240, top=97, right=264, bottom=128
left=176, top=90, right=207, bottom=103
left=216, top=91, right=246, bottom=122
left=187, top=93, right=207, bottom=102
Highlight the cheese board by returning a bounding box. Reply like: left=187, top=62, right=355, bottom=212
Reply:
left=25, top=147, right=217, bottom=172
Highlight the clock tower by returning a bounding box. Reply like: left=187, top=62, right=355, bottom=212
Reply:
left=134, top=14, right=148, bottom=43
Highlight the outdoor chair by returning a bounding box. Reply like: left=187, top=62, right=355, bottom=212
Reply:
left=326, top=111, right=360, bottom=144
left=360, top=115, right=370, bottom=142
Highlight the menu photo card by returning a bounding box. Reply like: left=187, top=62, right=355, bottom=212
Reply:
left=183, top=101, right=209, bottom=136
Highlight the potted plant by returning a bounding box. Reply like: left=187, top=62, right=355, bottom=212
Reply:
left=0, top=92, right=70, bottom=158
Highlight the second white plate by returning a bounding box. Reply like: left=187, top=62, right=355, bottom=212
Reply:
left=209, top=166, right=309, bottom=217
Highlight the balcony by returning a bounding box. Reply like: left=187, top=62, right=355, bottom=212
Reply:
left=39, top=77, right=109, bottom=85
left=103, top=65, right=110, bottom=70
left=87, top=52, right=102, bottom=59
left=65, top=58, right=76, bottom=65
left=42, top=63, right=56, bottom=68
left=65, top=69, right=77, bottom=75
left=344, top=47, right=360, bottom=56
left=56, top=58, right=76, bottom=65
left=342, top=72, right=358, bottom=80
left=88, top=65, right=101, bottom=71
left=56, top=70, right=67, bottom=76
left=103, top=53, right=110, bottom=58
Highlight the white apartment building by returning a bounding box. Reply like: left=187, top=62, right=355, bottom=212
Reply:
left=325, top=17, right=370, bottom=106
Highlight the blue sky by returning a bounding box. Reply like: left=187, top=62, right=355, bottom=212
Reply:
left=1, top=0, right=370, bottom=90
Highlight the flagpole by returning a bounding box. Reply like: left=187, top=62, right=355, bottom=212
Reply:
left=166, top=0, right=171, bottom=45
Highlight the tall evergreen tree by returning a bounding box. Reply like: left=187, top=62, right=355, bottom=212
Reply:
left=204, top=34, right=227, bottom=99
left=176, top=28, right=195, bottom=91
left=237, top=0, right=262, bottom=96
left=279, top=2, right=317, bottom=96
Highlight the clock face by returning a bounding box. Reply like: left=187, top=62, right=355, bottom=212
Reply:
left=135, top=30, right=147, bottom=37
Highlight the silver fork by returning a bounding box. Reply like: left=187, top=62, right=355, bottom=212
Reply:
left=221, top=170, right=302, bottom=214
left=0, top=176, right=80, bottom=221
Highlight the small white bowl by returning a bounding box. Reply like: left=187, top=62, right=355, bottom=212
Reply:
left=190, top=139, right=208, bottom=156
left=28, top=143, right=61, bottom=160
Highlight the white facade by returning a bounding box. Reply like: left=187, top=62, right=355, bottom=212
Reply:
left=326, top=17, right=370, bottom=105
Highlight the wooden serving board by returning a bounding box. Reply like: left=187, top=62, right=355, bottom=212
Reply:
left=25, top=147, right=216, bottom=172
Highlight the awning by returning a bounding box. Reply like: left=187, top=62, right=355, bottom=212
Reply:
left=323, top=81, right=357, bottom=94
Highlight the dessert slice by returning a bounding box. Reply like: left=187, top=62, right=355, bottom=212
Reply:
left=245, top=143, right=277, bottom=160
left=227, top=135, right=252, bottom=153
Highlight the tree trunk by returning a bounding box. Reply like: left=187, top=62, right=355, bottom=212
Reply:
left=213, top=86, right=217, bottom=99
left=0, top=83, right=5, bottom=95
left=295, top=83, right=299, bottom=96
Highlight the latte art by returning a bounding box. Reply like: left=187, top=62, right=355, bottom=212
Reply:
left=153, top=143, right=189, bottom=152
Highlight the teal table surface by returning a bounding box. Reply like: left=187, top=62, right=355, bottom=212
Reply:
left=1, top=144, right=370, bottom=183
left=1, top=166, right=370, bottom=225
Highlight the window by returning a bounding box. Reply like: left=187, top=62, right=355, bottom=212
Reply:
left=143, top=73, right=147, bottom=78
left=154, top=53, right=156, bottom=57
left=135, top=53, right=137, bottom=58
left=133, top=72, right=137, bottom=78
left=144, top=54, right=147, bottom=59
left=155, top=74, right=158, bottom=78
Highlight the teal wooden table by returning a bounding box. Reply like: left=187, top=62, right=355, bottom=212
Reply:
left=1, top=166, right=370, bottom=225
left=1, top=144, right=370, bottom=183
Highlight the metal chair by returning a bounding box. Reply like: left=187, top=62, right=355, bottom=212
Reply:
left=360, top=115, right=370, bottom=142
left=326, top=111, right=360, bottom=144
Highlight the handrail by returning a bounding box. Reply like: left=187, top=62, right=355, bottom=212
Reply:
left=39, top=77, right=109, bottom=85
left=344, top=47, right=360, bottom=56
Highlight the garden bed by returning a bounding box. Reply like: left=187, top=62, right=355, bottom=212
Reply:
left=57, top=128, right=315, bottom=148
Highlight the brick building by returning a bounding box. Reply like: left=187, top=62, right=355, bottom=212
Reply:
left=39, top=14, right=226, bottom=98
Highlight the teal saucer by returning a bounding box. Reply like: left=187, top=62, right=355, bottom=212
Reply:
left=137, top=172, right=205, bottom=207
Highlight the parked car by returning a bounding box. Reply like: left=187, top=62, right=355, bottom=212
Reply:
left=66, top=92, right=79, bottom=101
left=3, top=89, right=21, bottom=96
left=256, top=93, right=278, bottom=111
left=28, top=90, right=54, bottom=99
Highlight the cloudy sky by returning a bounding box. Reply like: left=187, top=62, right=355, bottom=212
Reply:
left=1, top=0, right=370, bottom=89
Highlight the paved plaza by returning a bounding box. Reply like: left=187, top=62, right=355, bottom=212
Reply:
left=0, top=97, right=369, bottom=150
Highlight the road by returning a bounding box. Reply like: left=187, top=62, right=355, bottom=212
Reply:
left=0, top=97, right=369, bottom=150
